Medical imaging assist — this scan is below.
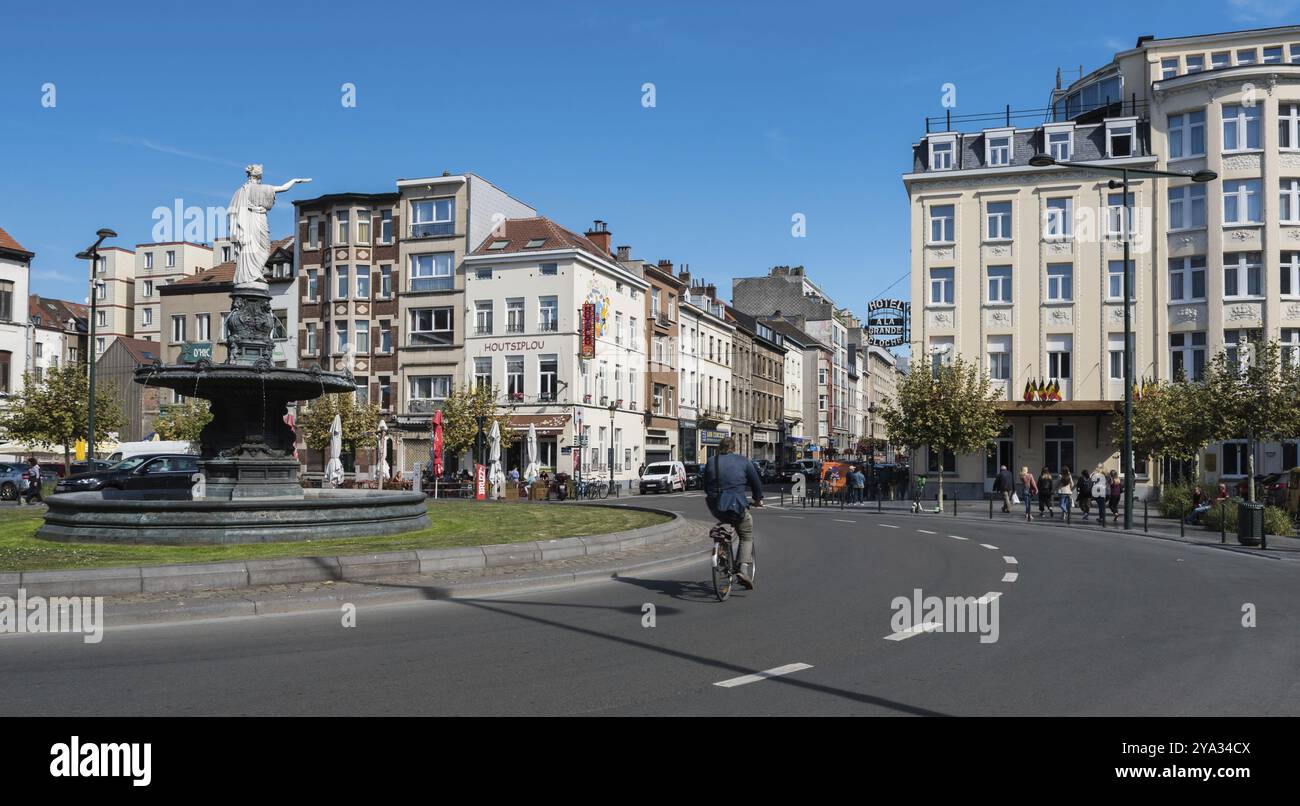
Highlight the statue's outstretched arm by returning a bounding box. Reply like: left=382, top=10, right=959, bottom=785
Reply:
left=272, top=177, right=313, bottom=193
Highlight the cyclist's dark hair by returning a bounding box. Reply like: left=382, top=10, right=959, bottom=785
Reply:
left=717, top=437, right=735, bottom=454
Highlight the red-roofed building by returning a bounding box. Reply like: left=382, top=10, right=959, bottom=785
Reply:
left=0, top=226, right=34, bottom=398
left=28, top=295, right=89, bottom=381
left=463, top=217, right=649, bottom=485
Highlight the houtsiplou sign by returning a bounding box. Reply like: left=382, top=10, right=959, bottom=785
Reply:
left=867, top=298, right=910, bottom=348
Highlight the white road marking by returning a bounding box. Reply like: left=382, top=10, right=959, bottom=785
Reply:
left=885, top=622, right=943, bottom=641
left=1003, top=556, right=1018, bottom=565
left=1002, top=572, right=1019, bottom=583
left=833, top=519, right=856, bottom=523
left=714, top=663, right=814, bottom=688
left=979, top=543, right=999, bottom=550
left=976, top=592, right=1002, bottom=605
left=779, top=515, right=804, bottom=520
left=880, top=524, right=899, bottom=529
left=949, top=535, right=968, bottom=541
left=917, top=529, right=936, bottom=534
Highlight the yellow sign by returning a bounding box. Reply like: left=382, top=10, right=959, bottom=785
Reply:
left=75, top=439, right=86, bottom=461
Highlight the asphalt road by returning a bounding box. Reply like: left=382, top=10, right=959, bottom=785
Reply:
left=2, top=493, right=1298, bottom=716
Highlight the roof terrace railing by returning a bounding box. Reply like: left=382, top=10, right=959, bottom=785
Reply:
left=924, top=96, right=1148, bottom=134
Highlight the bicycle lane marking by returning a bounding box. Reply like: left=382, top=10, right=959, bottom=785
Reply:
left=714, top=663, right=814, bottom=688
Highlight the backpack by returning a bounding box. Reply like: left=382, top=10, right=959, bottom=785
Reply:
left=1092, top=476, right=1107, bottom=499
left=706, top=454, right=748, bottom=524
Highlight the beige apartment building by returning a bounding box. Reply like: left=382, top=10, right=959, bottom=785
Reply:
left=682, top=280, right=734, bottom=462
left=906, top=25, right=1300, bottom=497
left=87, top=246, right=136, bottom=357
left=132, top=241, right=211, bottom=346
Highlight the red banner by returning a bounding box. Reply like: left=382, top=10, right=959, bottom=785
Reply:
left=580, top=302, right=596, bottom=358
left=475, top=464, right=487, bottom=501
left=432, top=410, right=444, bottom=477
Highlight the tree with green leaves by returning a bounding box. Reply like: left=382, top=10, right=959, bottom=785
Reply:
left=1122, top=379, right=1216, bottom=486
left=296, top=392, right=381, bottom=459
left=878, top=355, right=1004, bottom=507
left=439, top=383, right=516, bottom=466
left=1203, top=339, right=1300, bottom=502
left=155, top=398, right=213, bottom=443
left=0, top=366, right=127, bottom=467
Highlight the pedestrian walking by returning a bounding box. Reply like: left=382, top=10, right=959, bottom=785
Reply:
left=1056, top=467, right=1074, bottom=517
left=1107, top=470, right=1121, bottom=516
left=993, top=464, right=1015, bottom=513
left=1091, top=469, right=1108, bottom=520
left=20, top=456, right=43, bottom=506
left=1077, top=469, right=1093, bottom=520
left=1019, top=466, right=1037, bottom=520
left=1037, top=466, right=1055, bottom=518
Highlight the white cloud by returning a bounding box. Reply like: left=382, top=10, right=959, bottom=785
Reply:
left=1229, top=0, right=1300, bottom=23
left=109, top=136, right=241, bottom=168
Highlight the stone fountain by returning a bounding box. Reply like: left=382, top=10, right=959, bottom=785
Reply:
left=38, top=166, right=430, bottom=544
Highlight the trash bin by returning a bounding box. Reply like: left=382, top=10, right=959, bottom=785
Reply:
left=1237, top=502, right=1265, bottom=546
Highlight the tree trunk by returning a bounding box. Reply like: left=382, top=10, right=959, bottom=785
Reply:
left=937, top=464, right=945, bottom=510
left=1247, top=434, right=1256, bottom=503
left=64, top=443, right=72, bottom=471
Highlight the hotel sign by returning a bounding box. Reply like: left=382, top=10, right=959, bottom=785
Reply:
left=580, top=302, right=596, bottom=358
left=867, top=298, right=910, bottom=348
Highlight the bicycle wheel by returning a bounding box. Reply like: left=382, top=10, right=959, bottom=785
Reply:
left=711, top=527, right=736, bottom=601
left=598, top=481, right=609, bottom=499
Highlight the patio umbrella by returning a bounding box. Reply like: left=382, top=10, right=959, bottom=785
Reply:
left=324, top=414, right=345, bottom=488
left=524, top=423, right=540, bottom=482
left=488, top=420, right=504, bottom=499
left=431, top=409, right=445, bottom=499
left=376, top=419, right=390, bottom=483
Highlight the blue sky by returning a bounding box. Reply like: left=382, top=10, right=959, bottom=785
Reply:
left=0, top=0, right=1291, bottom=315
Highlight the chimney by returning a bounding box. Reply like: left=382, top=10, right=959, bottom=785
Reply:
left=616, top=244, right=631, bottom=261
left=585, top=220, right=612, bottom=255
left=678, top=263, right=691, bottom=286
left=657, top=259, right=673, bottom=275
left=705, top=283, right=717, bottom=301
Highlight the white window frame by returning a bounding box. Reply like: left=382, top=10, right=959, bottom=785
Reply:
left=985, top=201, right=1012, bottom=241
left=1168, top=183, right=1207, bottom=230
left=355, top=320, right=370, bottom=353
left=1046, top=263, right=1073, bottom=301
left=1169, top=331, right=1207, bottom=381
left=409, top=252, right=454, bottom=292
left=1168, top=110, right=1206, bottom=159
left=928, top=204, right=955, bottom=244
left=171, top=314, right=186, bottom=343
left=336, top=210, right=350, bottom=244
left=474, top=300, right=493, bottom=335
left=1282, top=104, right=1300, bottom=150
left=1223, top=179, right=1262, bottom=225
left=195, top=313, right=210, bottom=342
left=1222, top=104, right=1260, bottom=152
left=1107, top=260, right=1135, bottom=301
left=1044, top=198, right=1073, bottom=239
left=987, top=336, right=1011, bottom=381
left=1281, top=178, right=1300, bottom=223
left=1223, top=252, right=1263, bottom=299
left=1168, top=256, right=1207, bottom=302
left=929, top=135, right=956, bottom=171
left=1105, top=118, right=1137, bottom=158
left=410, top=197, right=455, bottom=238
left=336, top=265, right=349, bottom=300
left=985, top=129, right=1013, bottom=166
left=409, top=375, right=452, bottom=403
left=929, top=267, right=954, bottom=306
left=409, top=307, right=454, bottom=346
left=1108, top=333, right=1131, bottom=382
left=1160, top=58, right=1179, bottom=80
left=1044, top=124, right=1073, bottom=161
left=1282, top=251, right=1300, bottom=298
left=986, top=265, right=1012, bottom=303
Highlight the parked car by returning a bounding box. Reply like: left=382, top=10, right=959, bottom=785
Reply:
left=790, top=459, right=820, bottom=482
left=639, top=461, right=687, bottom=494
left=105, top=440, right=196, bottom=463
left=54, top=454, right=200, bottom=497
left=70, top=459, right=116, bottom=476
left=683, top=462, right=704, bottom=490
left=752, top=460, right=779, bottom=483
left=0, top=462, right=26, bottom=501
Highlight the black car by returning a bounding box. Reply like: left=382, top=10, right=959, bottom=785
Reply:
left=54, top=454, right=200, bottom=497
left=683, top=462, right=704, bottom=490
left=752, top=460, right=778, bottom=483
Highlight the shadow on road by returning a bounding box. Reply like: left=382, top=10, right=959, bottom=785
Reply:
left=612, top=574, right=721, bottom=603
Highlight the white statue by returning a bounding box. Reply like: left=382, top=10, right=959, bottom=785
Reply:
left=227, top=165, right=311, bottom=288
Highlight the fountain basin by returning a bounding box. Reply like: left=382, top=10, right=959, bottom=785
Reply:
left=38, top=489, right=432, bottom=545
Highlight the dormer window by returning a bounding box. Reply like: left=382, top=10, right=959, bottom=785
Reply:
left=929, top=135, right=956, bottom=171
left=1043, top=123, right=1074, bottom=161
left=487, top=240, right=509, bottom=250
left=524, top=238, right=547, bottom=249
left=985, top=129, right=1013, bottom=166
left=1105, top=118, right=1136, bottom=158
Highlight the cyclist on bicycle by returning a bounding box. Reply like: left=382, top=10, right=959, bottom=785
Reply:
left=703, top=437, right=764, bottom=590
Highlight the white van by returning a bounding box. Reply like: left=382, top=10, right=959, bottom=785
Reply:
left=639, top=461, right=686, bottom=494
left=107, top=440, right=196, bottom=463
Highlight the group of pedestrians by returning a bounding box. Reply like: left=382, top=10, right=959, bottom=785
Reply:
left=992, top=463, right=1123, bottom=521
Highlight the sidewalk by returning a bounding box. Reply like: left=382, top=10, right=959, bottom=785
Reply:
left=770, top=494, right=1300, bottom=558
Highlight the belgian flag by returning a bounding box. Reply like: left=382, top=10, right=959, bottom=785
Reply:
left=1023, top=379, right=1033, bottom=402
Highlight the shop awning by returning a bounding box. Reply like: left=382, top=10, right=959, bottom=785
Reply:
left=996, top=401, right=1121, bottom=417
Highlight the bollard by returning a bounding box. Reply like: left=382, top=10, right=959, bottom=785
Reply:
left=1144, top=499, right=1148, bottom=533
left=953, top=495, right=957, bottom=516
left=1220, top=502, right=1226, bottom=544
left=989, top=497, right=994, bottom=519
left=877, top=495, right=882, bottom=514
left=1067, top=501, right=1071, bottom=525
left=1180, top=506, right=1185, bottom=538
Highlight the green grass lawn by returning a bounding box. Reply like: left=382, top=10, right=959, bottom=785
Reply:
left=0, top=500, right=669, bottom=572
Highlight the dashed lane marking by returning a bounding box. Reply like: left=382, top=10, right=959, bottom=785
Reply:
left=880, top=524, right=899, bottom=529
left=885, top=622, right=944, bottom=641
left=949, top=535, right=969, bottom=540
left=1002, top=572, right=1019, bottom=583
left=917, top=529, right=936, bottom=534
left=979, top=543, right=999, bottom=551
left=714, top=663, right=814, bottom=688
left=1003, top=556, right=1018, bottom=565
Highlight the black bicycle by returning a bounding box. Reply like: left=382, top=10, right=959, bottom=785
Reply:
left=710, top=522, right=754, bottom=601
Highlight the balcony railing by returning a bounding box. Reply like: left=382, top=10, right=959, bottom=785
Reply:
left=408, top=221, right=455, bottom=238
left=474, top=325, right=493, bottom=336
left=409, top=332, right=453, bottom=346
left=538, top=320, right=558, bottom=332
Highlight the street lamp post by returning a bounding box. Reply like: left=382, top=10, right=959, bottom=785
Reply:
left=607, top=400, right=617, bottom=493
left=474, top=414, right=487, bottom=470
left=74, top=228, right=118, bottom=461
left=1028, top=154, right=1215, bottom=529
